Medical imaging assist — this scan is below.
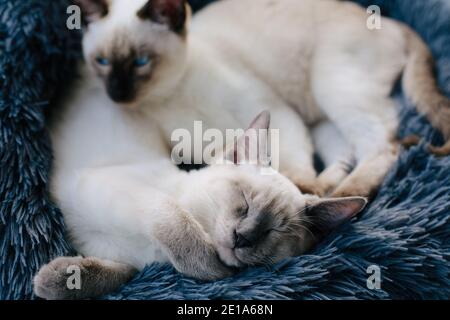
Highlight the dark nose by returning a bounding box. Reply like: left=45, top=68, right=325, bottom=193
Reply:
left=234, top=230, right=252, bottom=248
left=106, top=73, right=136, bottom=103
left=234, top=212, right=270, bottom=249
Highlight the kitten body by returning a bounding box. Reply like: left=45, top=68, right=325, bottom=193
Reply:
left=77, top=0, right=448, bottom=197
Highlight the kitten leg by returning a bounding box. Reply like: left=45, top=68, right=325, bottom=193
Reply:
left=52, top=165, right=233, bottom=287
left=313, top=94, right=399, bottom=198
left=332, top=144, right=398, bottom=198
left=321, top=96, right=399, bottom=198
left=152, top=211, right=236, bottom=281
left=312, top=45, right=402, bottom=198
left=312, top=121, right=355, bottom=195
left=270, top=107, right=321, bottom=195
left=320, top=102, right=399, bottom=198
left=34, top=256, right=137, bottom=300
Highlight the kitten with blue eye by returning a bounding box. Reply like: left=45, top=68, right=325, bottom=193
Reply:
left=34, top=0, right=449, bottom=299
left=77, top=0, right=448, bottom=197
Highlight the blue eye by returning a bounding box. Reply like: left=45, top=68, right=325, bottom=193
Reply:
left=134, top=56, right=150, bottom=67
left=96, top=56, right=110, bottom=66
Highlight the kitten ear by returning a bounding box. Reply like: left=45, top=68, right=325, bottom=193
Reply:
left=247, top=110, right=271, bottom=132
left=73, top=0, right=109, bottom=24
left=304, top=196, right=367, bottom=239
left=137, top=0, right=188, bottom=35
left=225, top=111, right=271, bottom=165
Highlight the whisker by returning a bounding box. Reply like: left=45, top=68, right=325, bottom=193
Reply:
left=286, top=222, right=316, bottom=242
left=261, top=256, right=276, bottom=271
left=294, top=204, right=314, bottom=217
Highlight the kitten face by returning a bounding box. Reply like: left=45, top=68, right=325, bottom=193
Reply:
left=183, top=112, right=368, bottom=269
left=77, top=0, right=189, bottom=106
left=189, top=165, right=366, bottom=268
left=200, top=165, right=308, bottom=267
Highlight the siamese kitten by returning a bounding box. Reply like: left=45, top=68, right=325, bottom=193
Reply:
left=35, top=108, right=367, bottom=299
left=34, top=0, right=449, bottom=299
left=73, top=0, right=448, bottom=198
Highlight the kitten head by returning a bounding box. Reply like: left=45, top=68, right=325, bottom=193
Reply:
left=182, top=112, right=367, bottom=268
left=75, top=0, right=190, bottom=106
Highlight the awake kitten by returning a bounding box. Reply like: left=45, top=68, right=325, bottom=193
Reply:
left=75, top=0, right=449, bottom=199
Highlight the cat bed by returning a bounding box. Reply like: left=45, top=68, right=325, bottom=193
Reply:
left=0, top=0, right=449, bottom=300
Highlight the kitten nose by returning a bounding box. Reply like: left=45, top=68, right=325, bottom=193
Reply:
left=107, top=74, right=135, bottom=103
left=234, top=230, right=252, bottom=248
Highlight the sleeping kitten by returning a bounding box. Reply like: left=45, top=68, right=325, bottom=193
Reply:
left=75, top=0, right=449, bottom=197
left=35, top=107, right=366, bottom=299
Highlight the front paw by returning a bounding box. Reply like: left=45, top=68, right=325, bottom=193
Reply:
left=295, top=179, right=325, bottom=197
left=34, top=256, right=86, bottom=300
left=172, top=242, right=236, bottom=281
left=290, top=176, right=324, bottom=196
left=34, top=256, right=136, bottom=300
left=332, top=181, right=376, bottom=199
left=282, top=169, right=324, bottom=196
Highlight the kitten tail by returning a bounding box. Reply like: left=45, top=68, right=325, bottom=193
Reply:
left=401, top=25, right=450, bottom=156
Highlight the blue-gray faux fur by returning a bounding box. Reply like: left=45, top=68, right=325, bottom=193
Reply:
left=0, top=0, right=449, bottom=300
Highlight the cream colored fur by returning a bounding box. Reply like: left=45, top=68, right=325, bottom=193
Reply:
left=34, top=0, right=449, bottom=299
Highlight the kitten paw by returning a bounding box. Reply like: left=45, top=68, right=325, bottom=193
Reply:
left=331, top=183, right=376, bottom=199
left=175, top=246, right=237, bottom=281
left=34, top=256, right=136, bottom=300
left=34, top=256, right=85, bottom=300
left=295, top=180, right=325, bottom=197
left=282, top=169, right=324, bottom=196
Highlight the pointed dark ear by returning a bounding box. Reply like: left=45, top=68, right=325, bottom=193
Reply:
left=137, top=0, right=188, bottom=35
left=304, top=197, right=367, bottom=239
left=224, top=111, right=271, bottom=165
left=74, top=0, right=109, bottom=24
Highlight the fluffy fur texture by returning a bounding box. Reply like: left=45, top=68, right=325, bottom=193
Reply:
left=0, top=0, right=449, bottom=300
left=0, top=0, right=79, bottom=300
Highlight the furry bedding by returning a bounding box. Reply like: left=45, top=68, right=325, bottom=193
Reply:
left=0, top=0, right=449, bottom=300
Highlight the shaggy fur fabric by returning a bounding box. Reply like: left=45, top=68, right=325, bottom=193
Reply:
left=0, top=0, right=449, bottom=300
